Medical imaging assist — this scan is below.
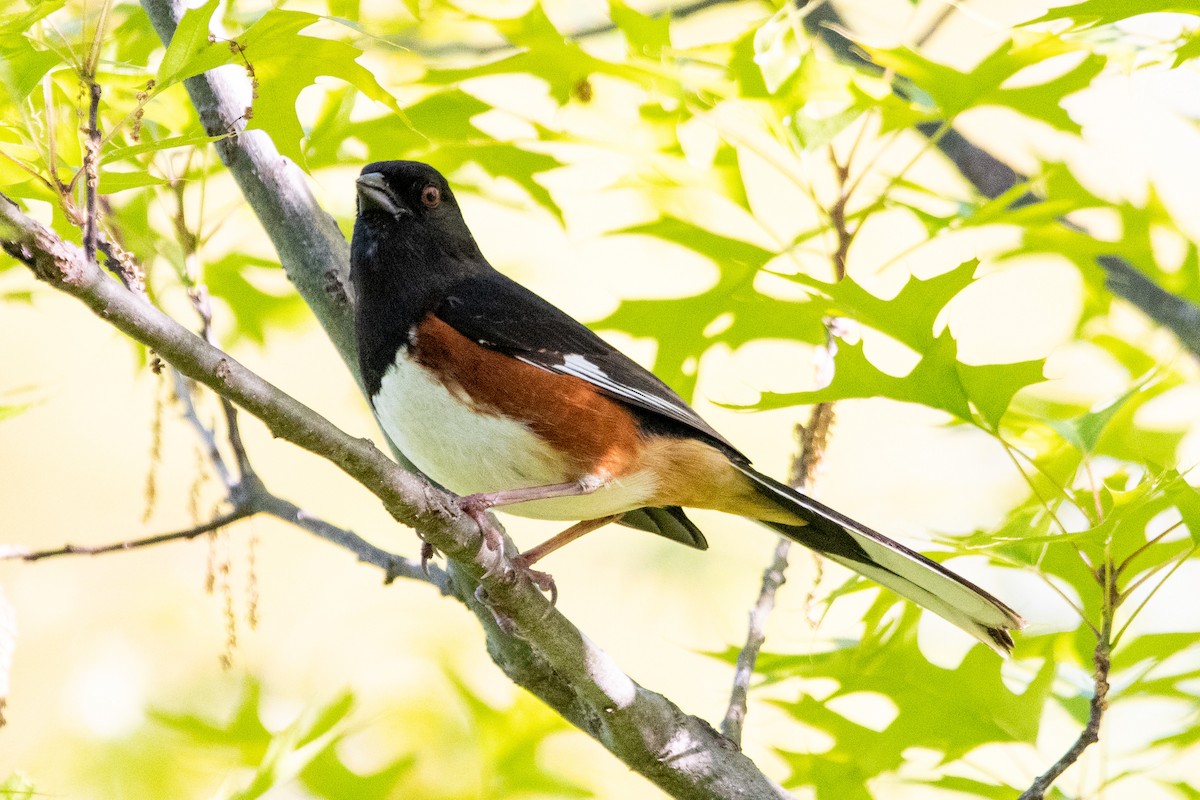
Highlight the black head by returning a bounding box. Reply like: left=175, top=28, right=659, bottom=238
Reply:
left=350, top=161, right=491, bottom=394
left=352, top=161, right=485, bottom=266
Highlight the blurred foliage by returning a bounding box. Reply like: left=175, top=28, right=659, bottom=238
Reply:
left=0, top=774, right=37, bottom=800
left=54, top=676, right=587, bottom=799
left=3, top=0, right=1200, bottom=798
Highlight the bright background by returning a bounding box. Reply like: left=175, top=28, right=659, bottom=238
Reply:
left=3, top=0, right=1200, bottom=798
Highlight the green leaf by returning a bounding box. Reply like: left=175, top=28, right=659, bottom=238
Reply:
left=205, top=254, right=308, bottom=345
left=157, top=0, right=221, bottom=86
left=227, top=692, right=357, bottom=800
left=0, top=386, right=39, bottom=422
left=1175, top=27, right=1200, bottom=66
left=424, top=4, right=662, bottom=105
left=1024, top=0, right=1200, bottom=29
left=752, top=325, right=1043, bottom=429
left=0, top=402, right=32, bottom=422
left=609, top=0, right=670, bottom=58
left=751, top=601, right=1057, bottom=795
left=790, top=259, right=979, bottom=351
left=241, top=11, right=403, bottom=166
left=299, top=744, right=414, bottom=800
left=959, top=357, right=1046, bottom=428
left=164, top=9, right=403, bottom=166
left=153, top=679, right=270, bottom=748
left=868, top=36, right=1104, bottom=133
left=0, top=773, right=36, bottom=800
left=438, top=142, right=564, bottom=223
left=102, top=131, right=227, bottom=163
left=1046, top=384, right=1141, bottom=453
left=444, top=674, right=593, bottom=798
left=590, top=217, right=824, bottom=398
left=0, top=43, right=62, bottom=104
left=0, top=0, right=66, bottom=36
left=98, top=169, right=168, bottom=194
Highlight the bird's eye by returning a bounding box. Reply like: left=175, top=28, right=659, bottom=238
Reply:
left=420, top=185, right=441, bottom=209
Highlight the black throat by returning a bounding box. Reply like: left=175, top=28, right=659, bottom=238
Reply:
left=350, top=211, right=486, bottom=398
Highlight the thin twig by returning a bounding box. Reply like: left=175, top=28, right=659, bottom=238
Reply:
left=82, top=82, right=101, bottom=266
left=719, top=103, right=853, bottom=733
left=4, top=508, right=251, bottom=561
left=1112, top=542, right=1198, bottom=648
left=720, top=537, right=791, bottom=743
left=1018, top=614, right=1112, bottom=800
left=827, top=147, right=852, bottom=281
left=173, top=369, right=235, bottom=489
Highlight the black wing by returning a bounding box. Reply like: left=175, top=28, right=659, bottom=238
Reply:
left=434, top=272, right=744, bottom=457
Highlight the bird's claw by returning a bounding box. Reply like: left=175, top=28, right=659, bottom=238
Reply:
left=419, top=540, right=437, bottom=577
left=460, top=494, right=504, bottom=552
left=512, top=552, right=558, bottom=609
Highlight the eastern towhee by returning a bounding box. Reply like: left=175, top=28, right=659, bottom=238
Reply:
left=351, top=161, right=1025, bottom=654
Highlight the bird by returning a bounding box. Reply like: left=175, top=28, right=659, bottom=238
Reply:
left=350, top=160, right=1025, bottom=654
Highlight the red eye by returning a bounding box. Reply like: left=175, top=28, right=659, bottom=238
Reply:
left=421, top=185, right=441, bottom=208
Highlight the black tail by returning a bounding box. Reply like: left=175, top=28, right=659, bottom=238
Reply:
left=733, top=463, right=1025, bottom=654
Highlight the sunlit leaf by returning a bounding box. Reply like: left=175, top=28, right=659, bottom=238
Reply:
left=869, top=36, right=1104, bottom=133
left=157, top=0, right=221, bottom=86
left=722, top=601, right=1057, bottom=796
left=789, top=259, right=978, bottom=351
left=1024, top=0, right=1200, bottom=29
left=1046, top=384, right=1141, bottom=453
left=299, top=745, right=415, bottom=800
left=0, top=43, right=62, bottom=104
left=0, top=773, right=36, bottom=800
left=609, top=0, right=670, bottom=58
left=205, top=254, right=309, bottom=345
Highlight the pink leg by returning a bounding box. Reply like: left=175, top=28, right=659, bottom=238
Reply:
left=461, top=475, right=607, bottom=552
left=511, top=515, right=622, bottom=606
left=515, top=515, right=621, bottom=567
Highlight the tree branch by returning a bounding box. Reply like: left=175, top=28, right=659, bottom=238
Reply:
left=0, top=191, right=793, bottom=800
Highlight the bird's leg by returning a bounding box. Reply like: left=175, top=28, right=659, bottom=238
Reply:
left=460, top=474, right=607, bottom=552
left=510, top=515, right=622, bottom=607
left=460, top=474, right=613, bottom=606
left=462, top=474, right=607, bottom=514
left=515, top=515, right=621, bottom=568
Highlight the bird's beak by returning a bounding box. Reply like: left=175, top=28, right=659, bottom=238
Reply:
left=356, top=172, right=408, bottom=217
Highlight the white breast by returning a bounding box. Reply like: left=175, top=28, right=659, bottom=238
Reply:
left=372, top=350, right=658, bottom=521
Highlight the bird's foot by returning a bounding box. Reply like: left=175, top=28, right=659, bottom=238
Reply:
left=419, top=540, right=437, bottom=577
left=460, top=494, right=504, bottom=552
left=511, top=552, right=558, bottom=608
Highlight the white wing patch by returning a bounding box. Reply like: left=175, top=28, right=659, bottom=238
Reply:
left=522, top=353, right=697, bottom=421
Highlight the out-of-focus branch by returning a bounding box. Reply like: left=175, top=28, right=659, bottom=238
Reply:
left=1, top=460, right=447, bottom=592
left=1096, top=255, right=1200, bottom=357
left=0, top=192, right=793, bottom=800
left=721, top=310, right=842, bottom=743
